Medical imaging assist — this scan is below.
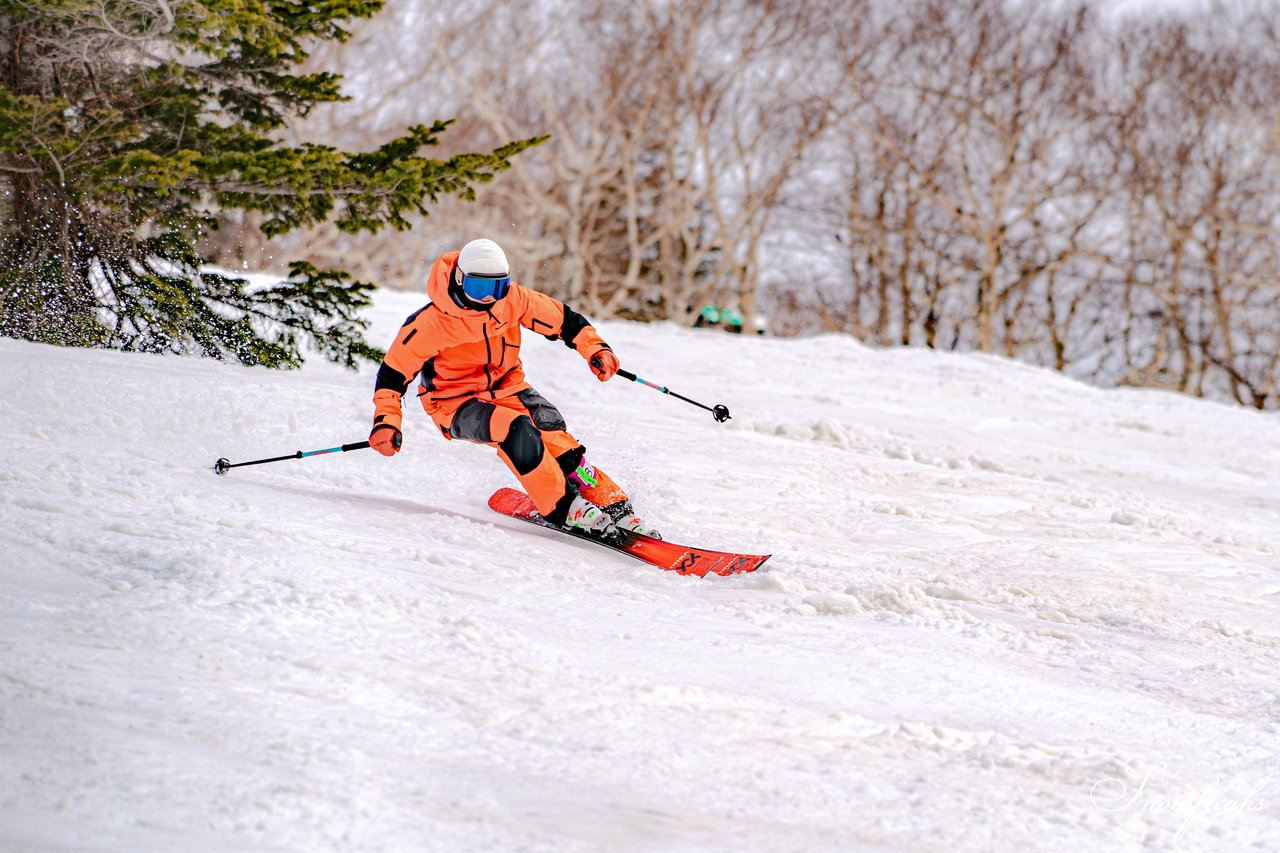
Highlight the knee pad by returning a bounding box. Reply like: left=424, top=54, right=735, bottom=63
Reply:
left=500, top=415, right=545, bottom=475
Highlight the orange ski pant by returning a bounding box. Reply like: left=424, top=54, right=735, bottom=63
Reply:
left=434, top=389, right=626, bottom=522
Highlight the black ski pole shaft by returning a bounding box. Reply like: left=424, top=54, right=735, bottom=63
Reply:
left=213, top=440, right=371, bottom=475
left=611, top=365, right=731, bottom=423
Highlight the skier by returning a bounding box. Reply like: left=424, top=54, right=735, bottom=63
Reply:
left=368, top=238, right=660, bottom=540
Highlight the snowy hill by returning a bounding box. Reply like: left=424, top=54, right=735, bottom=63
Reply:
left=2, top=288, right=1277, bottom=852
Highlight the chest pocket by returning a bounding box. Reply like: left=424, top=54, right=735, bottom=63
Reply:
left=498, top=338, right=519, bottom=367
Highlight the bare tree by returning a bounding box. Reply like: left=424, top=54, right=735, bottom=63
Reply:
left=856, top=0, right=1114, bottom=358
left=1101, top=6, right=1280, bottom=407
left=252, top=0, right=851, bottom=331
left=201, top=0, right=1280, bottom=408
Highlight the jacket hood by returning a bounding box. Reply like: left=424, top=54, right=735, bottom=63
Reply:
left=425, top=251, right=470, bottom=317
left=426, top=249, right=525, bottom=322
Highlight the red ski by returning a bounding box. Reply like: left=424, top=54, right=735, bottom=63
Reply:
left=487, top=487, right=770, bottom=577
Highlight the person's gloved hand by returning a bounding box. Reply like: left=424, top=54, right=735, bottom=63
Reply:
left=589, top=349, right=620, bottom=382
left=369, top=423, right=403, bottom=456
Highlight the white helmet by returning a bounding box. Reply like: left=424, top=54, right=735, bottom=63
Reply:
left=458, top=238, right=509, bottom=277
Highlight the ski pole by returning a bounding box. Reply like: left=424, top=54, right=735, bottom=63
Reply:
left=596, top=359, right=731, bottom=423
left=212, top=440, right=373, bottom=475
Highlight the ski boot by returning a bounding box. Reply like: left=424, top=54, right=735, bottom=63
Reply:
left=603, top=500, right=662, bottom=540
left=565, top=495, right=623, bottom=542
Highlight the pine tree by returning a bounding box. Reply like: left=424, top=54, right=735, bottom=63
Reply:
left=0, top=1, right=545, bottom=368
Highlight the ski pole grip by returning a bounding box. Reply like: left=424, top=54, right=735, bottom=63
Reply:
left=342, top=441, right=371, bottom=452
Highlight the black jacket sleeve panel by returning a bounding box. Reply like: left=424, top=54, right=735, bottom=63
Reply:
left=559, top=304, right=593, bottom=349
left=375, top=362, right=411, bottom=395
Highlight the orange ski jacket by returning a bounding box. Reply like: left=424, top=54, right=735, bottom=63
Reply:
left=372, top=251, right=612, bottom=436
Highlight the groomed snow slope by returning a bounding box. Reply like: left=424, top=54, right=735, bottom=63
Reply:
left=1, top=288, right=1277, bottom=852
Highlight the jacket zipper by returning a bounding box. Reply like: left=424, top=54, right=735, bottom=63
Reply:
left=483, top=319, right=497, bottom=396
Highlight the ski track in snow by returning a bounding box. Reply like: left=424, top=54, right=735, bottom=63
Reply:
left=2, top=288, right=1278, bottom=852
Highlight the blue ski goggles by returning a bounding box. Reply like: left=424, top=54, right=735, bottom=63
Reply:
left=460, top=272, right=511, bottom=303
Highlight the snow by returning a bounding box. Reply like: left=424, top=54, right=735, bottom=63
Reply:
left=2, top=286, right=1278, bottom=852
